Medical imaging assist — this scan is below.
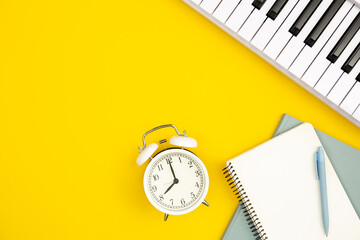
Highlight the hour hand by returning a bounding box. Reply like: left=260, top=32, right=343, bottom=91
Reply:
left=164, top=182, right=175, bottom=195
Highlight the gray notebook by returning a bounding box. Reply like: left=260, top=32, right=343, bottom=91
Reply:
left=222, top=114, right=360, bottom=240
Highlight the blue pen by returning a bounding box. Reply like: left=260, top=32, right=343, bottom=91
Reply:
left=315, top=146, right=329, bottom=237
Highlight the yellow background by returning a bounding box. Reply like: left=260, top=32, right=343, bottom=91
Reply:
left=1, top=0, right=359, bottom=239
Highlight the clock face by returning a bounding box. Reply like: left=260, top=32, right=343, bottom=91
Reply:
left=143, top=148, right=209, bottom=215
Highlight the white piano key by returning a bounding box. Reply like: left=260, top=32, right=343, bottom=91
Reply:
left=213, top=0, right=242, bottom=23
left=302, top=58, right=331, bottom=86
left=263, top=0, right=310, bottom=60
left=238, top=0, right=277, bottom=41
left=191, top=0, right=203, bottom=5
left=200, top=0, right=223, bottom=14
left=302, top=6, right=360, bottom=86
left=251, top=0, right=299, bottom=50
left=327, top=59, right=360, bottom=105
left=225, top=0, right=255, bottom=32
left=315, top=67, right=344, bottom=96
left=315, top=28, right=360, bottom=96
left=289, top=1, right=353, bottom=78
left=353, top=105, right=360, bottom=121
left=276, top=0, right=334, bottom=69
left=328, top=76, right=357, bottom=105
left=340, top=82, right=360, bottom=114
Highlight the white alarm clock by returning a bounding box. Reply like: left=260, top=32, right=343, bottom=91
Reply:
left=136, top=124, right=209, bottom=221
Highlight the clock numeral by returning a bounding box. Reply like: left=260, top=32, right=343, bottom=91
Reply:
left=151, top=185, right=157, bottom=192
left=170, top=199, right=173, bottom=205
left=178, top=157, right=182, bottom=163
left=159, top=195, right=164, bottom=201
left=181, top=198, right=186, bottom=205
left=157, top=164, right=163, bottom=171
left=195, top=182, right=199, bottom=188
left=195, top=170, right=200, bottom=177
left=166, top=157, right=173, bottom=164
left=153, top=174, right=159, bottom=181
left=190, top=192, right=195, bottom=199
left=188, top=161, right=193, bottom=168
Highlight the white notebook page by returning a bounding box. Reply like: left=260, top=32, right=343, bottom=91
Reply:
left=227, top=123, right=360, bottom=240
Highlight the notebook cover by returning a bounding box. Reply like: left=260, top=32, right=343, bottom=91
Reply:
left=221, top=202, right=258, bottom=240
left=221, top=114, right=360, bottom=240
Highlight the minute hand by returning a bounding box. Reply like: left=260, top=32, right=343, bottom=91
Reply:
left=169, top=161, right=176, bottom=179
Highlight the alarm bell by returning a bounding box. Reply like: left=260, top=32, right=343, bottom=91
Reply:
left=136, top=143, right=158, bottom=166
left=169, top=135, right=197, bottom=148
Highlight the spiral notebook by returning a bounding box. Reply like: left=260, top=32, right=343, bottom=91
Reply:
left=223, top=123, right=360, bottom=239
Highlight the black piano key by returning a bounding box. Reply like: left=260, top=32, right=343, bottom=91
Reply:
left=305, top=0, right=345, bottom=47
left=252, top=0, right=267, bottom=9
left=356, top=73, right=360, bottom=82
left=342, top=42, right=360, bottom=73
left=289, top=0, right=322, bottom=36
left=267, top=0, right=288, bottom=20
left=327, top=13, right=360, bottom=63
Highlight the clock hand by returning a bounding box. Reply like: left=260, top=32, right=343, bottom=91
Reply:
left=164, top=178, right=179, bottom=195
left=169, top=161, right=177, bottom=179
left=164, top=161, right=180, bottom=195
left=164, top=182, right=175, bottom=195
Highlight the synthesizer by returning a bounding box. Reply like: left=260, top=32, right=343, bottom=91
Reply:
left=184, top=0, right=360, bottom=128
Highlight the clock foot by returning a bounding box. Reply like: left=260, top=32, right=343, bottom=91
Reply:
left=202, top=200, right=209, bottom=207
left=164, top=213, right=169, bottom=221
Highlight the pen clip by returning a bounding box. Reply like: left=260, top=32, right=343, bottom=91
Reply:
left=315, top=151, right=320, bottom=180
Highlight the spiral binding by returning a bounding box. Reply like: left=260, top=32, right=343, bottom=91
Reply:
left=223, top=162, right=268, bottom=240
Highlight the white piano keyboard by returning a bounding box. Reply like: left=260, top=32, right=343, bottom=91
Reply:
left=184, top=0, right=360, bottom=128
